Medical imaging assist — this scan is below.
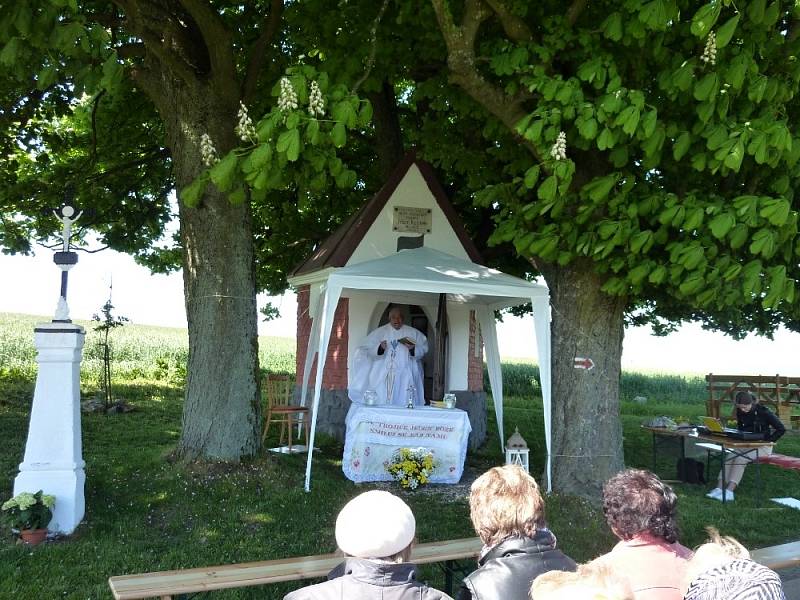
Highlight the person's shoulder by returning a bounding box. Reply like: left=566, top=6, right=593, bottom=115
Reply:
left=420, top=584, right=455, bottom=600
left=283, top=587, right=309, bottom=600
left=283, top=584, right=315, bottom=600
left=592, top=541, right=624, bottom=563
left=407, top=325, right=427, bottom=338
left=674, top=542, right=694, bottom=559
left=365, top=323, right=388, bottom=337
left=551, top=549, right=578, bottom=570
left=592, top=550, right=612, bottom=564
left=283, top=579, right=339, bottom=600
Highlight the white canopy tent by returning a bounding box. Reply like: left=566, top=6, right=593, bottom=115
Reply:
left=298, top=247, right=552, bottom=492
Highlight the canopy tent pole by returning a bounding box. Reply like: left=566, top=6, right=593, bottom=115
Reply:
left=532, top=295, right=553, bottom=493
left=303, top=283, right=342, bottom=492
left=299, top=304, right=321, bottom=409
left=476, top=307, right=504, bottom=453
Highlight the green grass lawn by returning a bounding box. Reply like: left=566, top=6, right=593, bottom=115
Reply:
left=1, top=313, right=799, bottom=598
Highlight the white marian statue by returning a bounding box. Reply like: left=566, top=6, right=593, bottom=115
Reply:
left=350, top=306, right=428, bottom=406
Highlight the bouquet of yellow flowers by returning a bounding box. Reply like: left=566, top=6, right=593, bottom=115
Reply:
left=386, top=448, right=437, bottom=490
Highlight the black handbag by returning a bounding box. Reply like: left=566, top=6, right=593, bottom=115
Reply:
left=677, top=457, right=706, bottom=484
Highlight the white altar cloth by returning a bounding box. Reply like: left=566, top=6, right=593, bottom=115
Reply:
left=342, top=405, right=472, bottom=484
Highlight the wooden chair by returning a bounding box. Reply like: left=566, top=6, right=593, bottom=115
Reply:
left=262, top=374, right=309, bottom=453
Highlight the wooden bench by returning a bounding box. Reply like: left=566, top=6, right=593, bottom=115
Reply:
left=705, top=374, right=799, bottom=424
left=751, top=540, right=800, bottom=570
left=108, top=537, right=482, bottom=599
left=755, top=453, right=800, bottom=471
left=109, top=535, right=800, bottom=599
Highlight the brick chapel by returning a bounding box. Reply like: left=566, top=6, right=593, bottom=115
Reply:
left=287, top=153, right=489, bottom=448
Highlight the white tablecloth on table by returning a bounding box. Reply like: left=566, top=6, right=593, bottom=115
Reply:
left=342, top=405, right=472, bottom=484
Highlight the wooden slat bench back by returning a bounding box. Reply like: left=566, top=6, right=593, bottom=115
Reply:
left=108, top=537, right=483, bottom=600
left=705, top=373, right=798, bottom=420
left=108, top=535, right=800, bottom=600
left=108, top=536, right=800, bottom=600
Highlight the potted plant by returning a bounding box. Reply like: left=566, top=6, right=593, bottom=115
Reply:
left=1, top=490, right=55, bottom=545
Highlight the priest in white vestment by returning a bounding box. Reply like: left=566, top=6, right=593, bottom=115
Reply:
left=350, top=306, right=428, bottom=406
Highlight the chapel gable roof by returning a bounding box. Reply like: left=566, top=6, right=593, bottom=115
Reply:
left=290, top=151, right=483, bottom=277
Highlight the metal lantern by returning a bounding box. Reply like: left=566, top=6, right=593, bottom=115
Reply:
left=505, top=426, right=529, bottom=473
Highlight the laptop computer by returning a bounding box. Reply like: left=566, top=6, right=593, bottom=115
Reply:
left=699, top=417, right=765, bottom=441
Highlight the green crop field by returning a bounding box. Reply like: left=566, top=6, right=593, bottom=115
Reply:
left=487, top=358, right=708, bottom=403
left=0, top=312, right=798, bottom=598
left=0, top=312, right=295, bottom=389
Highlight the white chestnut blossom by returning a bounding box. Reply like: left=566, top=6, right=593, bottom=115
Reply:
left=277, top=77, right=298, bottom=112
left=550, top=131, right=567, bottom=161
left=308, top=80, right=325, bottom=117
left=200, top=133, right=219, bottom=167
left=701, top=31, right=717, bottom=66
left=234, top=101, right=257, bottom=143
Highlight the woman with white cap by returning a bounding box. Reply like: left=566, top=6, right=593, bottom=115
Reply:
left=284, top=490, right=452, bottom=599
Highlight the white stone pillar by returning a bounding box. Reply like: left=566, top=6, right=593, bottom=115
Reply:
left=14, top=322, right=86, bottom=534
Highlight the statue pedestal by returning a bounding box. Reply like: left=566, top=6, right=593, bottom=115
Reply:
left=14, top=322, right=86, bottom=534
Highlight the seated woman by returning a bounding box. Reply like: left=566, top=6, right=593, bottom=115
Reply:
left=457, top=464, right=576, bottom=600
left=592, top=469, right=692, bottom=600
left=683, top=527, right=784, bottom=600
left=706, top=391, right=785, bottom=502
left=284, top=490, right=451, bottom=600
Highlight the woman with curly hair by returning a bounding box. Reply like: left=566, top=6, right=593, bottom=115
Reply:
left=592, top=469, right=692, bottom=600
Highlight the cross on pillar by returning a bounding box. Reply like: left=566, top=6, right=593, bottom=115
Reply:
left=52, top=202, right=82, bottom=322
left=15, top=193, right=87, bottom=535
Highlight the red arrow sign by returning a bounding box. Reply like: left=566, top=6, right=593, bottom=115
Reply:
left=574, top=357, right=594, bottom=370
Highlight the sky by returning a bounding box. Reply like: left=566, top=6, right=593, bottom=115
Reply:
left=1, top=244, right=798, bottom=376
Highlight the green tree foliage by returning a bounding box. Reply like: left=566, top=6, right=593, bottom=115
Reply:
left=424, top=0, right=800, bottom=493
left=4, top=0, right=800, bottom=493
left=434, top=0, right=800, bottom=328
left=0, top=56, right=172, bottom=257
left=187, top=64, right=375, bottom=293
left=0, top=0, right=377, bottom=461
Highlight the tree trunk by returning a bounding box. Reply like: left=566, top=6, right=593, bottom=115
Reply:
left=177, top=183, right=260, bottom=460
left=539, top=259, right=626, bottom=497
left=152, top=75, right=261, bottom=461
left=368, top=80, right=405, bottom=179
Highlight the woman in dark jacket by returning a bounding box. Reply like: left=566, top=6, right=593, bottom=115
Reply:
left=457, top=465, right=576, bottom=600
left=706, top=391, right=785, bottom=502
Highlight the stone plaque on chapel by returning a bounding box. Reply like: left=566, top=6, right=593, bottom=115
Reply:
left=392, top=206, right=432, bottom=234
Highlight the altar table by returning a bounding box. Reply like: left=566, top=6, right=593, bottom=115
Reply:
left=343, top=405, right=472, bottom=484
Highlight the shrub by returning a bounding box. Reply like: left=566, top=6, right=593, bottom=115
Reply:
left=1, top=490, right=55, bottom=531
